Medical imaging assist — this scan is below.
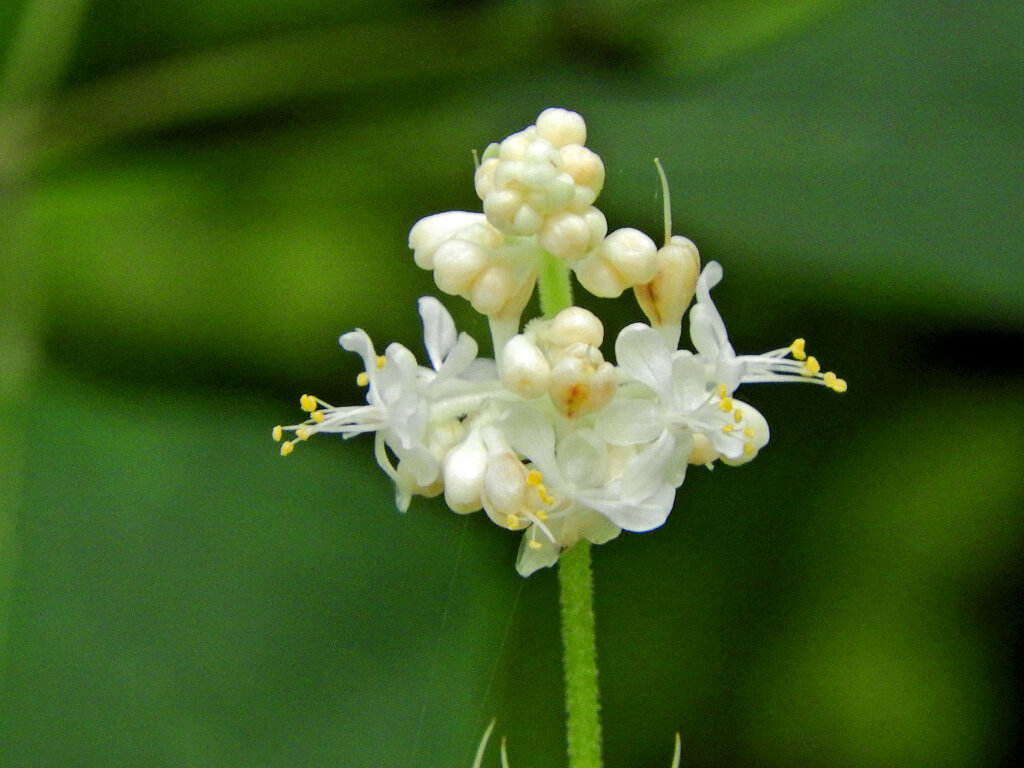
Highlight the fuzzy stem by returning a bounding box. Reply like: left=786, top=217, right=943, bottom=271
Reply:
left=537, top=253, right=603, bottom=768
left=557, top=541, right=603, bottom=768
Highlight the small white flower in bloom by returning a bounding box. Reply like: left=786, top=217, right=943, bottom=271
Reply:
left=276, top=108, right=846, bottom=576
left=273, top=297, right=499, bottom=511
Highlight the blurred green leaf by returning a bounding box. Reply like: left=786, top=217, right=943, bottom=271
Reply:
left=0, top=369, right=522, bottom=767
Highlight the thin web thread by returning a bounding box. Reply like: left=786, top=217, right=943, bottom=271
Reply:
left=407, top=514, right=470, bottom=768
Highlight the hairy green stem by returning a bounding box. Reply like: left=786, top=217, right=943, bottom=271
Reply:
left=537, top=253, right=603, bottom=768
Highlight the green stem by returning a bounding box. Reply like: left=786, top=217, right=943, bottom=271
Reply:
left=536, top=253, right=603, bottom=768
left=557, top=541, right=603, bottom=768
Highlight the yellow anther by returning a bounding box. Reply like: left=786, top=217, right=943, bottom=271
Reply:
left=536, top=510, right=549, bottom=521
left=506, top=514, right=520, bottom=530
left=356, top=371, right=369, bottom=387
left=790, top=338, right=807, bottom=360
left=528, top=539, right=543, bottom=550
left=717, top=383, right=727, bottom=399
left=824, top=372, right=848, bottom=393
left=311, top=410, right=325, bottom=423
left=537, top=488, right=555, bottom=505
left=376, top=355, right=386, bottom=369
left=801, top=356, right=821, bottom=376
left=743, top=441, right=755, bottom=456
left=743, top=427, right=755, bottom=438
left=300, top=394, right=318, bottom=412
left=734, top=408, right=743, bottom=423
left=272, top=425, right=283, bottom=442
left=526, top=470, right=544, bottom=486
left=280, top=440, right=294, bottom=456
left=718, top=396, right=733, bottom=413
left=722, top=424, right=734, bottom=434
left=295, top=427, right=311, bottom=441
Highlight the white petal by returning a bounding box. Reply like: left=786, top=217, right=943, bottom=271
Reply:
left=418, top=296, right=457, bottom=371
left=339, top=329, right=377, bottom=372
left=615, top=323, right=673, bottom=397
left=501, top=404, right=556, bottom=466
left=515, top=534, right=560, bottom=576
left=557, top=429, right=607, bottom=489
left=594, top=399, right=666, bottom=445
left=619, top=431, right=675, bottom=502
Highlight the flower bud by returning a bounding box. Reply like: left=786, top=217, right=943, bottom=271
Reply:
left=545, top=306, right=604, bottom=349
left=535, top=107, right=587, bottom=148
left=573, top=227, right=657, bottom=298
left=634, top=235, right=701, bottom=332
left=549, top=343, right=618, bottom=418
left=443, top=428, right=488, bottom=513
left=500, top=335, right=551, bottom=399
left=408, top=211, right=486, bottom=270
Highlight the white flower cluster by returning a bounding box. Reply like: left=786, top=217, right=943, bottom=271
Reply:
left=274, top=109, right=846, bottom=576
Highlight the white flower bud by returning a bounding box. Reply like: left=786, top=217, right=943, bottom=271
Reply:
left=535, top=108, right=587, bottom=148
left=634, top=235, right=701, bottom=332
left=500, top=335, right=551, bottom=399
left=443, top=428, right=488, bottom=513
left=573, top=227, right=658, bottom=298
left=408, top=211, right=485, bottom=270
left=433, top=239, right=491, bottom=295
left=601, top=227, right=658, bottom=283
left=545, top=306, right=604, bottom=349
left=474, top=157, right=499, bottom=200
left=538, top=207, right=607, bottom=261
left=559, top=144, right=604, bottom=199
left=549, top=343, right=618, bottom=418
left=469, top=265, right=518, bottom=316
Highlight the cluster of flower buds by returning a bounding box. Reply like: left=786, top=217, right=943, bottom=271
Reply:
left=275, top=109, right=845, bottom=576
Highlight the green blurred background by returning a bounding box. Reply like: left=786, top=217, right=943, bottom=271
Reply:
left=1, top=1, right=1022, bottom=766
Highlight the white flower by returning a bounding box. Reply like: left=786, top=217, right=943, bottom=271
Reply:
left=690, top=261, right=847, bottom=395
left=273, top=297, right=498, bottom=511
left=599, top=323, right=770, bottom=470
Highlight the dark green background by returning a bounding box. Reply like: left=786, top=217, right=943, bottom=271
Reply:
left=2, top=1, right=1022, bottom=766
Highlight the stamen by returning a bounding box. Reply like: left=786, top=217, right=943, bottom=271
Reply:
left=743, top=441, right=755, bottom=456
left=311, top=410, right=325, bottom=423
left=376, top=355, right=386, bottom=369
left=506, top=514, right=520, bottom=530
left=526, top=470, right=544, bottom=486
left=801, top=356, right=821, bottom=376
left=734, top=408, right=743, bottom=423
left=742, top=427, right=755, bottom=438
left=300, top=394, right=318, bottom=412
left=356, top=371, right=369, bottom=387
left=790, top=338, right=807, bottom=360
left=722, top=424, right=734, bottom=434
left=718, top=396, right=733, bottom=413
left=280, top=440, right=294, bottom=456
left=295, top=427, right=312, bottom=441
left=271, top=425, right=283, bottom=442
left=528, top=538, right=543, bottom=550
left=824, top=371, right=848, bottom=393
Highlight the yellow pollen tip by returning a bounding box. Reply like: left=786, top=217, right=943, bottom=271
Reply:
left=536, top=510, right=549, bottom=521
left=528, top=539, right=543, bottom=550
left=506, top=514, right=520, bottom=530
left=376, top=355, right=386, bottom=369
left=734, top=408, right=743, bottom=423
left=824, top=372, right=848, bottom=393
left=300, top=394, right=317, bottom=412
left=295, top=427, right=311, bottom=441
left=311, top=410, right=325, bottom=423
left=790, top=338, right=807, bottom=360
left=743, top=427, right=755, bottom=438
left=280, top=441, right=294, bottom=456
left=526, top=470, right=544, bottom=486
left=538, top=489, right=555, bottom=505
left=719, top=396, right=733, bottom=413
left=716, top=383, right=727, bottom=399
left=356, top=371, right=369, bottom=387
left=743, top=441, right=755, bottom=456
left=722, top=424, right=734, bottom=434
left=802, top=356, right=821, bottom=376
left=272, top=425, right=283, bottom=442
